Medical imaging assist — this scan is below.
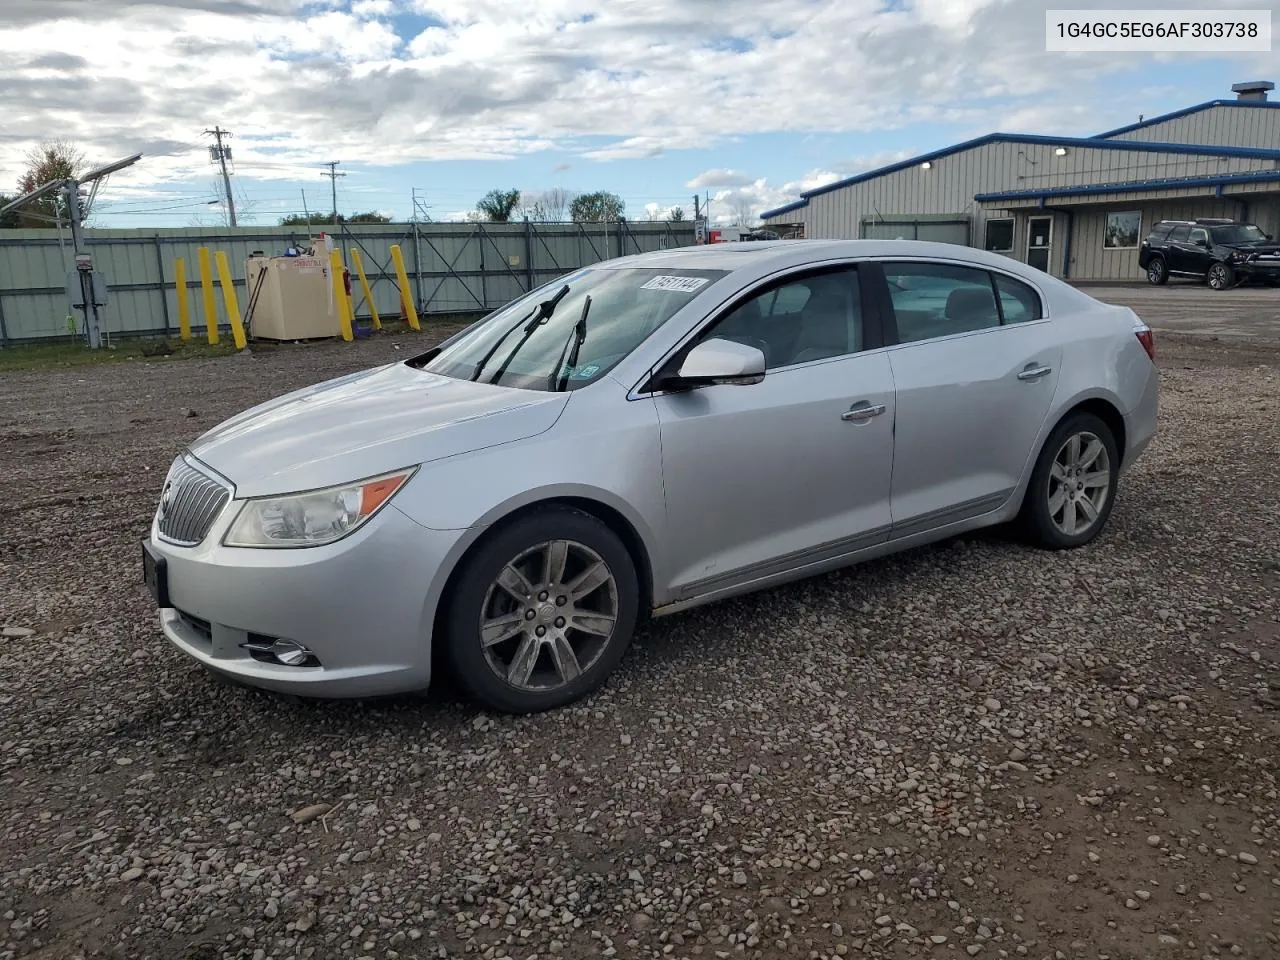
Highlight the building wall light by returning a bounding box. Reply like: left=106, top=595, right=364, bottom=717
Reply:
left=1055, top=147, right=1069, bottom=156
left=920, top=161, right=932, bottom=169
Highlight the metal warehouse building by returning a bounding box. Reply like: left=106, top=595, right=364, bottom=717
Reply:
left=760, top=81, right=1280, bottom=282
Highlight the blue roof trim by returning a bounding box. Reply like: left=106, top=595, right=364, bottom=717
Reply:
left=799, top=133, right=1280, bottom=201
left=760, top=198, right=808, bottom=219
left=1093, top=99, right=1280, bottom=139
left=974, top=169, right=1280, bottom=203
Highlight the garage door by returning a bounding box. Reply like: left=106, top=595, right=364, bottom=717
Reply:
left=860, top=218, right=970, bottom=245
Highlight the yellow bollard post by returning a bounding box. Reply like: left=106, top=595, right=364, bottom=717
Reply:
left=388, top=244, right=420, bottom=331
left=173, top=257, right=192, bottom=340
left=328, top=248, right=354, bottom=342
left=213, top=251, right=248, bottom=350
left=349, top=248, right=381, bottom=330
left=197, top=247, right=219, bottom=344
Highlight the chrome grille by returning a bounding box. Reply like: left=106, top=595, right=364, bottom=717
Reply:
left=156, top=458, right=231, bottom=546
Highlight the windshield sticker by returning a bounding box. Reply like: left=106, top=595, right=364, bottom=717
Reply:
left=640, top=275, right=711, bottom=293
left=574, top=363, right=600, bottom=378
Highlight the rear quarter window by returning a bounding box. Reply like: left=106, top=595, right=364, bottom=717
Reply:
left=1148, top=223, right=1174, bottom=242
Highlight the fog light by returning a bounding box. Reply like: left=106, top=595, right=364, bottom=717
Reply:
left=241, top=636, right=320, bottom=667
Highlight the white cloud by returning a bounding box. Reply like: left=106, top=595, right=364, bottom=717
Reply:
left=0, top=0, right=1271, bottom=200
left=686, top=168, right=754, bottom=189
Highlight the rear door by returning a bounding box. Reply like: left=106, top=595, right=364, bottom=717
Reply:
left=874, top=259, right=1061, bottom=536
left=1164, top=224, right=1193, bottom=272
left=650, top=264, right=897, bottom=599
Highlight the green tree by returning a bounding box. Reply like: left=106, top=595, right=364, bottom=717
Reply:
left=348, top=210, right=391, bottom=223
left=668, top=206, right=686, bottom=222
left=570, top=191, right=625, bottom=223
left=280, top=212, right=347, bottom=226
left=13, top=139, right=86, bottom=227
left=0, top=194, right=22, bottom=229
left=476, top=188, right=521, bottom=222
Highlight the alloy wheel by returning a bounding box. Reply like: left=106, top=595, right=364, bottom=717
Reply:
left=1047, top=431, right=1111, bottom=538
left=1207, top=264, right=1229, bottom=289
left=1147, top=260, right=1164, bottom=283
left=478, top=539, right=619, bottom=692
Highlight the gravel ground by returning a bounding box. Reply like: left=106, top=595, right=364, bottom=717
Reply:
left=1, top=327, right=1278, bottom=960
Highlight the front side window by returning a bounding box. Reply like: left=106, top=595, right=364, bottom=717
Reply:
left=883, top=262, right=1000, bottom=343
left=420, top=266, right=726, bottom=391
left=1189, top=227, right=1209, bottom=246
left=698, top=268, right=863, bottom=370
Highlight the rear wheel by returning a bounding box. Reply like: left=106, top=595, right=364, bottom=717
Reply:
left=443, top=507, right=639, bottom=714
left=1019, top=412, right=1119, bottom=550
left=1145, top=256, right=1168, bottom=285
left=1207, top=261, right=1235, bottom=290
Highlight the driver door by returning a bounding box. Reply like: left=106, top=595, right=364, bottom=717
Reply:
left=651, top=264, right=896, bottom=601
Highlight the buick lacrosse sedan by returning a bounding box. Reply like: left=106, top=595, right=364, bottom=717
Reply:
left=143, top=239, right=1158, bottom=713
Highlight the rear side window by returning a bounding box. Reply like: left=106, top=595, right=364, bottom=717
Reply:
left=883, top=262, right=1000, bottom=343
left=993, top=273, right=1044, bottom=323
left=1148, top=223, right=1174, bottom=241
left=1169, top=224, right=1190, bottom=241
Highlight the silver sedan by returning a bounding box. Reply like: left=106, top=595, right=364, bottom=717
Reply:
left=142, top=239, right=1159, bottom=713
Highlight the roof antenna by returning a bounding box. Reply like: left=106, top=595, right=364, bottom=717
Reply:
left=1139, top=114, right=1144, bottom=122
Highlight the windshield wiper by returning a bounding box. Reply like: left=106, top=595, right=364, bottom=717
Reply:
left=552, top=295, right=591, bottom=392
left=468, top=284, right=571, bottom=383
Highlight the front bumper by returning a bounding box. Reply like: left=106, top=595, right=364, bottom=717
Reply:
left=147, top=502, right=466, bottom=698
left=1233, top=260, right=1280, bottom=280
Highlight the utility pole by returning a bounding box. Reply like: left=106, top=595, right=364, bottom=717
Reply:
left=323, top=161, right=345, bottom=226
left=204, top=127, right=237, bottom=227
left=693, top=195, right=701, bottom=220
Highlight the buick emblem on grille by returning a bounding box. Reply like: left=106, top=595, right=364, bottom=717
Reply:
left=157, top=482, right=173, bottom=521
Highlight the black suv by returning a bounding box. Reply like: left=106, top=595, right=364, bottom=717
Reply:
left=1139, top=218, right=1280, bottom=290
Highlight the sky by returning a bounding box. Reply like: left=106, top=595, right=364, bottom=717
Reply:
left=0, top=0, right=1276, bottom=229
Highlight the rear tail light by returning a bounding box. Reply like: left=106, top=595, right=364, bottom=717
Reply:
left=1134, top=322, right=1155, bottom=361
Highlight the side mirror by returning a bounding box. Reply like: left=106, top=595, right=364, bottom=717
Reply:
left=666, top=338, right=766, bottom=389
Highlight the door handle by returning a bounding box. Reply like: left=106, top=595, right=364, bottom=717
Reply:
left=1017, top=364, right=1053, bottom=382
left=841, top=401, right=886, bottom=422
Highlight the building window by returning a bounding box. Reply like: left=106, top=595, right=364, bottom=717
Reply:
left=1104, top=211, right=1142, bottom=250
left=984, top=219, right=1014, bottom=253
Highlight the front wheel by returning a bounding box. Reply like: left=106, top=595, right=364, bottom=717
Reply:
left=1019, top=412, right=1120, bottom=550
left=1145, top=257, right=1168, bottom=285
left=1207, top=261, right=1235, bottom=290
left=442, top=506, right=640, bottom=714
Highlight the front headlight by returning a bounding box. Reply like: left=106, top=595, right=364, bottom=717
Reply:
left=222, top=468, right=416, bottom=548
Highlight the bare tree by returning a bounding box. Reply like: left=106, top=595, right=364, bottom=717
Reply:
left=668, top=206, right=686, bottom=222
left=730, top=195, right=756, bottom=227
left=527, top=186, right=576, bottom=222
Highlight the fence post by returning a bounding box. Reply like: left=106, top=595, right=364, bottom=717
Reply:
left=152, top=234, right=172, bottom=334
left=411, top=220, right=424, bottom=316
left=0, top=288, right=9, bottom=348
left=524, top=218, right=534, bottom=291
left=477, top=222, right=488, bottom=309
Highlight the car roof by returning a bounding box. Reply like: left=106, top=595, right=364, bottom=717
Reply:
left=596, top=238, right=1048, bottom=275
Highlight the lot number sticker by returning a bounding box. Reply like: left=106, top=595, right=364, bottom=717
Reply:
left=640, top=275, right=710, bottom=293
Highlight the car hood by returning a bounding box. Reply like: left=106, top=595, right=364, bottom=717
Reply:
left=188, top=362, right=570, bottom=498
left=1218, top=241, right=1280, bottom=257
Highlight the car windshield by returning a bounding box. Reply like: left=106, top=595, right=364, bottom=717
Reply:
left=1211, top=224, right=1267, bottom=244
left=420, top=266, right=727, bottom=391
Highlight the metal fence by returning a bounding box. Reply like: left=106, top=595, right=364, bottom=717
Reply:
left=0, top=219, right=697, bottom=345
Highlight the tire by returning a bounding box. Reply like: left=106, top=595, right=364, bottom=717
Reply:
left=442, top=506, right=640, bottom=714
left=1206, top=261, right=1235, bottom=290
left=1018, top=412, right=1120, bottom=550
left=1145, top=256, right=1168, bottom=285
